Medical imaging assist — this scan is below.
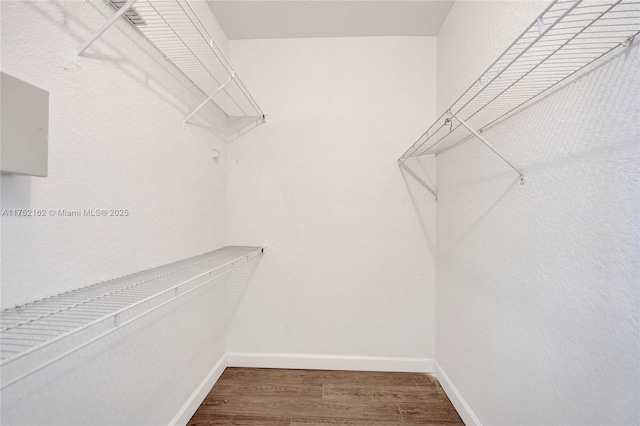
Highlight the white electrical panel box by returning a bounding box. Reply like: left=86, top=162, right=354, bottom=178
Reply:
left=1, top=72, right=49, bottom=177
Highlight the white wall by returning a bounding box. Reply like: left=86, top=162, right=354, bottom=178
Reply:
left=435, top=2, right=640, bottom=425
left=1, top=0, right=229, bottom=309
left=1, top=1, right=237, bottom=424
left=436, top=1, right=547, bottom=113
left=0, top=265, right=257, bottom=425
left=226, top=37, right=438, bottom=365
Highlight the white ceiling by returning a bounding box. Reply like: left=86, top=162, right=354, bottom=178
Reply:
left=206, top=1, right=456, bottom=40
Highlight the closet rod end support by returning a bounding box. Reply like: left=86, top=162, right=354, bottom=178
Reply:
left=520, top=175, right=525, bottom=185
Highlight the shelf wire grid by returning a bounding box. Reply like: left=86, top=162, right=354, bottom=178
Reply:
left=400, top=0, right=640, bottom=160
left=124, top=0, right=264, bottom=120
left=0, top=246, right=263, bottom=389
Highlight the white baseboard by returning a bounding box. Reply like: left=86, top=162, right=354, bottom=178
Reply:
left=226, top=352, right=433, bottom=373
left=434, top=360, right=482, bottom=426
left=170, top=353, right=228, bottom=426
left=171, top=354, right=475, bottom=426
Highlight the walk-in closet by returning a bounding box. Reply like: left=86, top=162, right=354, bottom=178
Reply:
left=1, top=0, right=638, bottom=424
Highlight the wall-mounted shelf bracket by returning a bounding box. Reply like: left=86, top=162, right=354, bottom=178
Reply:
left=183, top=72, right=235, bottom=127
left=76, top=0, right=138, bottom=57
left=398, top=159, right=437, bottom=199
left=537, top=17, right=547, bottom=35
left=449, top=111, right=524, bottom=185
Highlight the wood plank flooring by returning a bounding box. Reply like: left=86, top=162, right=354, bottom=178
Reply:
left=187, top=368, right=464, bottom=425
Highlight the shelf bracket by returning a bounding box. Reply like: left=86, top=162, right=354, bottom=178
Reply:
left=77, top=0, right=138, bottom=56
left=398, top=160, right=437, bottom=199
left=184, top=72, right=235, bottom=126
left=449, top=112, right=524, bottom=185
left=537, top=17, right=547, bottom=35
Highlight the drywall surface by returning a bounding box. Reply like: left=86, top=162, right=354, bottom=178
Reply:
left=436, top=1, right=546, bottom=114
left=1, top=1, right=234, bottom=424
left=0, top=267, right=254, bottom=425
left=435, top=2, right=640, bottom=425
left=226, top=37, right=437, bottom=362
left=1, top=0, right=228, bottom=309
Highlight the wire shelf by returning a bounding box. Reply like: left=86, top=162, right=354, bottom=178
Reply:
left=83, top=0, right=265, bottom=129
left=0, top=246, right=264, bottom=389
left=399, top=0, right=639, bottom=161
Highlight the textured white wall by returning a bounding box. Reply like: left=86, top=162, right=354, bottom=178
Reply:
left=0, top=268, right=253, bottom=425
left=1, top=0, right=228, bottom=309
left=436, top=1, right=547, bottom=113
left=226, top=37, right=437, bottom=362
left=0, top=1, right=236, bottom=424
left=435, top=2, right=640, bottom=425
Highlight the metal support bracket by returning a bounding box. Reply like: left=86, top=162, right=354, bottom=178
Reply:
left=398, top=160, right=437, bottom=199
left=623, top=34, right=635, bottom=47
left=77, top=0, right=138, bottom=57
left=183, top=72, right=235, bottom=126
left=449, top=112, right=524, bottom=185
left=537, top=17, right=547, bottom=35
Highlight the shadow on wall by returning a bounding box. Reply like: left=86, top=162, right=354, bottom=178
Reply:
left=399, top=155, right=436, bottom=258
left=399, top=150, right=522, bottom=259
left=223, top=254, right=263, bottom=322
left=24, top=0, right=229, bottom=136
left=465, top=36, right=640, bottom=169
left=226, top=116, right=266, bottom=142
left=433, top=37, right=639, bottom=426
left=421, top=38, right=639, bottom=257
left=189, top=115, right=266, bottom=143
left=1, top=177, right=32, bottom=210
left=439, top=174, right=522, bottom=257
left=0, top=255, right=263, bottom=425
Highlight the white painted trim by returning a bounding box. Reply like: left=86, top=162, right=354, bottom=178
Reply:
left=434, top=360, right=482, bottom=426
left=171, top=354, right=474, bottom=426
left=170, top=354, right=228, bottom=426
left=226, top=352, right=433, bottom=373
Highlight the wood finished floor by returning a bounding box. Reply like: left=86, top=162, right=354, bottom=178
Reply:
left=187, top=368, right=464, bottom=425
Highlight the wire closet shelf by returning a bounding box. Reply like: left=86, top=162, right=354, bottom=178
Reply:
left=79, top=0, right=265, bottom=127
left=399, top=0, right=639, bottom=182
left=0, top=246, right=264, bottom=390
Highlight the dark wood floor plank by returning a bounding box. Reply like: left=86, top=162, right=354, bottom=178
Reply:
left=187, top=413, right=291, bottom=425
left=301, top=370, right=439, bottom=386
left=197, top=396, right=403, bottom=422
left=209, top=382, right=322, bottom=399
left=217, top=367, right=305, bottom=384
left=399, top=401, right=463, bottom=424
left=322, top=383, right=446, bottom=402
left=290, top=417, right=406, bottom=425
